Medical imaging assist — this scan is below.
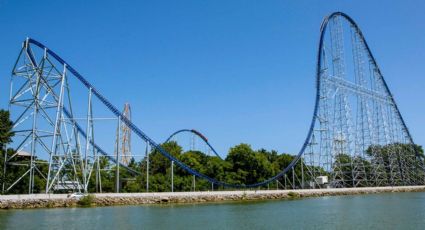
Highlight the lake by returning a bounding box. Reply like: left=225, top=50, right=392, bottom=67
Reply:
left=1, top=192, right=424, bottom=229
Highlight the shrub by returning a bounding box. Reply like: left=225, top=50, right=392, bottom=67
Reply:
left=287, top=191, right=299, bottom=198
left=77, top=194, right=95, bottom=206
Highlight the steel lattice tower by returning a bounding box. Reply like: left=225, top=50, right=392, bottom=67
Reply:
left=3, top=39, right=112, bottom=194
left=115, top=103, right=132, bottom=165
left=302, top=12, right=425, bottom=188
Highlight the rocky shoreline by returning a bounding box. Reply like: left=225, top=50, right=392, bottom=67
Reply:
left=1, top=186, right=424, bottom=209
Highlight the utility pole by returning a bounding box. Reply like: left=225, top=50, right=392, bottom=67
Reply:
left=115, top=117, right=121, bottom=193
left=301, top=158, right=304, bottom=189
left=171, top=161, right=174, bottom=192
left=145, top=142, right=149, bottom=192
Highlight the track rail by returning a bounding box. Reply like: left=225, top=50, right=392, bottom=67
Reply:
left=164, top=129, right=223, bottom=160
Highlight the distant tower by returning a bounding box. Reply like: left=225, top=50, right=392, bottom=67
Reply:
left=116, top=103, right=132, bottom=165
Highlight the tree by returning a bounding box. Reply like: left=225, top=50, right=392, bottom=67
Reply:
left=0, top=110, right=14, bottom=148
left=149, top=141, right=182, bottom=175
left=1, top=110, right=15, bottom=193
left=225, top=144, right=273, bottom=185
left=366, top=143, right=425, bottom=186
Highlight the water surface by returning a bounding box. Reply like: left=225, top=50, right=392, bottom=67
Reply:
left=1, top=192, right=424, bottom=229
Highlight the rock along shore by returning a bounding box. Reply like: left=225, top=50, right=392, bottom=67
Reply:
left=1, top=186, right=424, bottom=209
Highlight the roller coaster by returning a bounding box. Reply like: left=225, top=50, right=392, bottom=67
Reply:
left=2, top=12, right=424, bottom=194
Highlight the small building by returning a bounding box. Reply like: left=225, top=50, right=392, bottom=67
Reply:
left=53, top=181, right=84, bottom=192
left=16, top=150, right=31, bottom=157
left=316, top=176, right=329, bottom=185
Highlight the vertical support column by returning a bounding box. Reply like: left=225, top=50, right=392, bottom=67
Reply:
left=96, top=154, right=102, bottom=193
left=88, top=96, right=98, bottom=193
left=145, top=142, right=149, bottom=192
left=93, top=164, right=98, bottom=193
left=115, top=116, right=121, bottom=193
left=95, top=159, right=99, bottom=193
left=192, top=175, right=196, bottom=192
left=83, top=88, right=93, bottom=193
left=171, top=161, right=174, bottom=192
left=301, top=158, right=304, bottom=189
left=46, top=63, right=67, bottom=193
left=98, top=158, right=102, bottom=193
left=292, top=167, right=295, bottom=189
left=29, top=49, right=42, bottom=193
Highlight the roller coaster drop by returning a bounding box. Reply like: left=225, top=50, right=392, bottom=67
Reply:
left=3, top=12, right=425, bottom=194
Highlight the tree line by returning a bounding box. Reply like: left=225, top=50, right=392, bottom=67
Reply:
left=1, top=109, right=424, bottom=194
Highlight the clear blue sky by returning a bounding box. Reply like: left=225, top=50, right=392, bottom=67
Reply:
left=0, top=0, right=424, bottom=156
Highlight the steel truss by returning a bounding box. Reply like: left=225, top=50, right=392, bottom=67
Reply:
left=115, top=103, right=132, bottom=165
left=3, top=39, right=114, bottom=193
left=303, top=13, right=425, bottom=188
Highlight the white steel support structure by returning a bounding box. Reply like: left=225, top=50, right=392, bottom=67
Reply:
left=5, top=39, right=103, bottom=194
left=301, top=13, right=425, bottom=188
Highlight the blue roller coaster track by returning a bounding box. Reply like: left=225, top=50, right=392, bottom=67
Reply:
left=21, top=11, right=422, bottom=189
left=164, top=129, right=223, bottom=160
